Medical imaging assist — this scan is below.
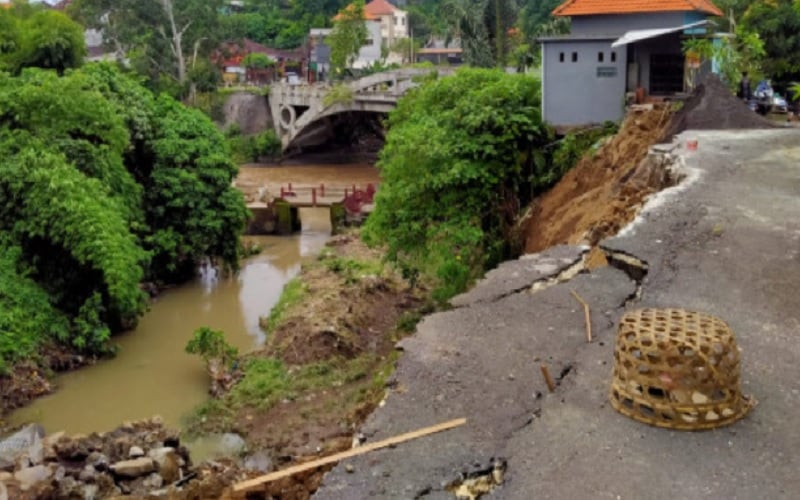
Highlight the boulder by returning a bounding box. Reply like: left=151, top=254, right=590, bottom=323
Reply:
left=110, top=457, right=155, bottom=478
left=147, top=447, right=175, bottom=468
left=14, top=464, right=51, bottom=491
left=128, top=446, right=145, bottom=458
left=0, top=424, right=45, bottom=471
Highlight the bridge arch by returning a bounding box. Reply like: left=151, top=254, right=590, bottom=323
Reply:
left=269, top=68, right=452, bottom=152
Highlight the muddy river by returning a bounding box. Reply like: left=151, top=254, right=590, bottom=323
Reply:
left=9, top=163, right=380, bottom=436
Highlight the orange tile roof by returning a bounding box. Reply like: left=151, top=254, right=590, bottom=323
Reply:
left=333, top=4, right=379, bottom=21
left=553, top=0, right=723, bottom=17
left=365, top=0, right=398, bottom=16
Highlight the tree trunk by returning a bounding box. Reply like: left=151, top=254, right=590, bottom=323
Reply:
left=160, top=0, right=187, bottom=83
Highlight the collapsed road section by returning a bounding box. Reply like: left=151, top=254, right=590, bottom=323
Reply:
left=315, top=129, right=800, bottom=499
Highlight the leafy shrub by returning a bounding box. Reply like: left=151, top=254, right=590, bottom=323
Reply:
left=185, top=327, right=239, bottom=369
left=363, top=68, right=553, bottom=302
left=551, top=121, right=618, bottom=181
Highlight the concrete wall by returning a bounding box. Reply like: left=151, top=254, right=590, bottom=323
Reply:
left=542, top=40, right=627, bottom=127
left=571, top=11, right=705, bottom=36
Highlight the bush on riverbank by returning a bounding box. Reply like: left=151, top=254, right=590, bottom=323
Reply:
left=0, top=64, right=248, bottom=374
left=363, top=68, right=555, bottom=302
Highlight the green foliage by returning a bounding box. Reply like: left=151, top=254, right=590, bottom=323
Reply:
left=790, top=81, right=800, bottom=100
left=322, top=255, right=384, bottom=284
left=741, top=0, right=800, bottom=82
left=228, top=358, right=290, bottom=408
left=363, top=68, right=553, bottom=302
left=185, top=326, right=239, bottom=368
left=242, top=52, right=275, bottom=69
left=322, top=83, right=355, bottom=107
left=329, top=0, right=368, bottom=70
left=227, top=129, right=281, bottom=163
left=442, top=0, right=518, bottom=67
left=0, top=8, right=86, bottom=74
left=551, top=122, right=619, bottom=180
left=260, top=278, right=307, bottom=333
left=683, top=28, right=765, bottom=89
left=0, top=64, right=247, bottom=362
left=0, top=245, right=70, bottom=373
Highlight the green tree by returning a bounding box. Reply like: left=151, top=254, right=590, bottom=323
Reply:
left=329, top=0, right=368, bottom=71
left=363, top=68, right=552, bottom=301
left=683, top=26, right=765, bottom=90
left=0, top=64, right=248, bottom=363
left=0, top=8, right=86, bottom=74
left=71, top=0, right=223, bottom=88
left=741, top=0, right=800, bottom=83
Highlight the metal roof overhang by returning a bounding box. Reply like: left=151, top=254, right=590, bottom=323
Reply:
left=611, top=20, right=709, bottom=48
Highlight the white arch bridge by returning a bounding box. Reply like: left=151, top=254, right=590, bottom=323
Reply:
left=269, top=68, right=452, bottom=152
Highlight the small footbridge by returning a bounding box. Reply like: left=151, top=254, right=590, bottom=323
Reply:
left=269, top=68, right=452, bottom=151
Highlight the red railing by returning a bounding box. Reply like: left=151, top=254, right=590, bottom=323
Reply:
left=278, top=183, right=377, bottom=213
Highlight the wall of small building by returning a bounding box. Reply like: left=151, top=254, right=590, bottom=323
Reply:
left=570, top=11, right=704, bottom=36
left=354, top=21, right=382, bottom=68
left=542, top=40, right=626, bottom=127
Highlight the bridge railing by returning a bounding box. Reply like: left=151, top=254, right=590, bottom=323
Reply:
left=278, top=182, right=378, bottom=212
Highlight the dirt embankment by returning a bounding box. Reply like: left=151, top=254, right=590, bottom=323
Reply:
left=524, top=104, right=676, bottom=254
left=524, top=74, right=771, bottom=255
left=190, top=233, right=425, bottom=498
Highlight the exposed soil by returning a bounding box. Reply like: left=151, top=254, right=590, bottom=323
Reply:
left=524, top=104, right=677, bottom=253
left=524, top=75, right=773, bottom=254
left=197, top=233, right=424, bottom=498
left=0, top=347, right=92, bottom=426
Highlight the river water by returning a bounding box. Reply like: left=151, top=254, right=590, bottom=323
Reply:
left=9, top=163, right=381, bottom=435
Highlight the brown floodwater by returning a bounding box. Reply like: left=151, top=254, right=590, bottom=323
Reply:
left=9, top=206, right=333, bottom=435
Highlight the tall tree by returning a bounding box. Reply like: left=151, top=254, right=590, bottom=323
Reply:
left=0, top=8, right=86, bottom=74
left=329, top=0, right=368, bottom=71
left=70, top=0, right=222, bottom=86
left=442, top=0, right=518, bottom=67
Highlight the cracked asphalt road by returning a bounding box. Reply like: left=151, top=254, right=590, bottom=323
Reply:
left=315, top=129, right=800, bottom=499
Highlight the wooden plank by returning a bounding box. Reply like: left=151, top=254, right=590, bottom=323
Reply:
left=570, top=289, right=593, bottom=343
left=231, top=418, right=467, bottom=494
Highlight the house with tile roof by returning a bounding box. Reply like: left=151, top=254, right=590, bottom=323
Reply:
left=540, top=0, right=723, bottom=127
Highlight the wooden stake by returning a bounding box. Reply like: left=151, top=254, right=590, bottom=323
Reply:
left=570, top=289, right=593, bottom=343
left=230, top=418, right=467, bottom=495
left=540, top=364, right=556, bottom=393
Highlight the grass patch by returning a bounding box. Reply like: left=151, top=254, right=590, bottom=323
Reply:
left=259, top=278, right=306, bottom=333
left=321, top=255, right=384, bottom=284
left=185, top=354, right=391, bottom=435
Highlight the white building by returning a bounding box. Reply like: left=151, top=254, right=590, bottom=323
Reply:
left=364, top=0, right=408, bottom=47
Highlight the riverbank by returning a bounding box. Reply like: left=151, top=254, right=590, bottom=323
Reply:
left=183, top=231, right=428, bottom=496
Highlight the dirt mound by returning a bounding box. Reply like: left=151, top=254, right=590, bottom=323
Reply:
left=665, top=74, right=774, bottom=138
left=524, top=105, right=678, bottom=254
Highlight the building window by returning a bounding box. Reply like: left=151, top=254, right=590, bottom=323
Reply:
left=598, top=52, right=604, bottom=62
left=559, top=52, right=565, bottom=63
left=611, top=51, right=617, bottom=62
left=572, top=52, right=578, bottom=62
left=366, top=38, right=374, bottom=46
left=394, top=16, right=399, bottom=26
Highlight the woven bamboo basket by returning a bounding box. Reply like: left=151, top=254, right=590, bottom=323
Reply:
left=609, top=308, right=755, bottom=430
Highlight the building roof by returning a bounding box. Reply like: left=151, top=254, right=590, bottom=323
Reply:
left=365, top=0, right=398, bottom=16
left=333, top=4, right=380, bottom=21
left=553, top=0, right=723, bottom=17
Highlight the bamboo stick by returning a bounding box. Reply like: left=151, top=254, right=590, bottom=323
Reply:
left=540, top=364, right=556, bottom=393
left=230, top=418, right=467, bottom=494
left=570, top=289, right=593, bottom=343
